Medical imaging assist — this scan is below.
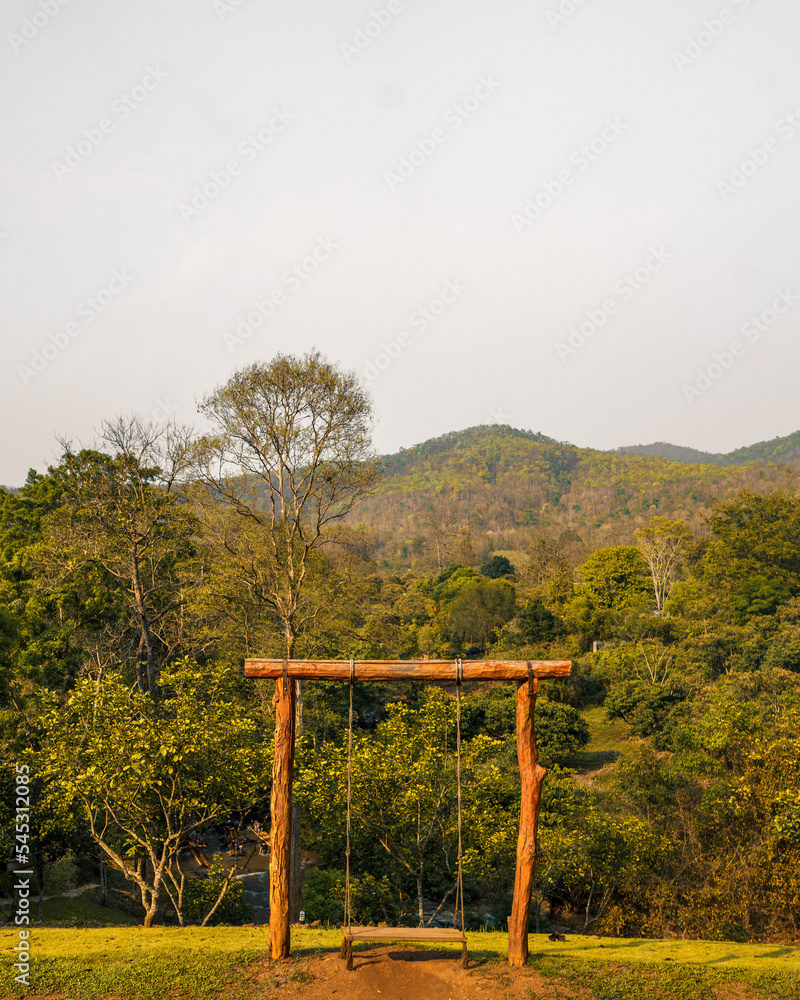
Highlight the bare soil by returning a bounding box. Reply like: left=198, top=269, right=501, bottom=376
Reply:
left=257, top=945, right=590, bottom=1000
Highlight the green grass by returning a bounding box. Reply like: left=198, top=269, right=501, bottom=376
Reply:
left=581, top=706, right=630, bottom=753
left=1, top=927, right=797, bottom=1000
left=559, top=707, right=630, bottom=772
left=2, top=888, right=141, bottom=928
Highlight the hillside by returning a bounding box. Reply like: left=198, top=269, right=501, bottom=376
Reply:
left=617, top=429, right=800, bottom=466
left=346, top=425, right=800, bottom=572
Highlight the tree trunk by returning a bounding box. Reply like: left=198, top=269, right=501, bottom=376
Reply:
left=131, top=546, right=158, bottom=698
left=508, top=676, right=546, bottom=967
left=417, top=873, right=424, bottom=927
left=269, top=674, right=296, bottom=959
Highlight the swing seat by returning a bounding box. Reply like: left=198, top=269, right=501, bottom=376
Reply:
left=343, top=925, right=466, bottom=943
left=340, top=926, right=468, bottom=970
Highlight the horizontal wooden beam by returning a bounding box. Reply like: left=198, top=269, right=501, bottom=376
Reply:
left=244, top=659, right=571, bottom=682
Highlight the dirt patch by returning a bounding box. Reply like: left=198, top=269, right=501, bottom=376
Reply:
left=260, top=945, right=588, bottom=1000
left=712, top=985, right=760, bottom=1000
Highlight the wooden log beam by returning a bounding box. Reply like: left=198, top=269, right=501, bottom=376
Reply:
left=245, top=659, right=571, bottom=682
left=508, top=676, right=546, bottom=968
left=269, top=674, right=296, bottom=960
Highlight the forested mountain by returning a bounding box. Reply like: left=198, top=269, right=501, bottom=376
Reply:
left=618, top=429, right=800, bottom=466
left=3, top=385, right=800, bottom=945
left=347, top=425, right=800, bottom=574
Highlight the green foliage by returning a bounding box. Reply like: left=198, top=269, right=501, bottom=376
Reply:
left=448, top=578, right=517, bottom=647
left=301, top=867, right=345, bottom=924
left=10, top=403, right=800, bottom=947
left=605, top=681, right=685, bottom=748
left=704, top=491, right=800, bottom=621
left=480, top=554, right=515, bottom=578
left=578, top=546, right=652, bottom=612
left=182, top=856, right=251, bottom=925
left=297, top=686, right=518, bottom=921
left=460, top=687, right=589, bottom=765
left=512, top=599, right=567, bottom=644
left=33, top=661, right=268, bottom=926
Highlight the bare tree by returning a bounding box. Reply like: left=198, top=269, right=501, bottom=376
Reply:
left=635, top=517, right=693, bottom=614
left=192, top=351, right=382, bottom=657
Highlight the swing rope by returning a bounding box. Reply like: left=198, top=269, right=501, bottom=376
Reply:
left=344, top=657, right=355, bottom=930
left=455, top=657, right=467, bottom=966
left=340, top=657, right=468, bottom=970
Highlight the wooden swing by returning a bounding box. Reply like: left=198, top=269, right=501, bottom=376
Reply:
left=338, top=659, right=468, bottom=971
left=243, top=656, right=571, bottom=966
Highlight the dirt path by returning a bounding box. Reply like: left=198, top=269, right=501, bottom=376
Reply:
left=260, top=946, right=586, bottom=1000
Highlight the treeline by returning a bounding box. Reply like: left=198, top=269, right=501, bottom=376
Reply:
left=1, top=371, right=799, bottom=941
left=346, top=424, right=800, bottom=574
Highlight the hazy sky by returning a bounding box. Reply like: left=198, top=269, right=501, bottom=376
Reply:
left=2, top=0, right=799, bottom=485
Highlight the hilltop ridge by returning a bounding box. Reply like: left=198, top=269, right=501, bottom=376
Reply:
left=349, top=425, right=800, bottom=572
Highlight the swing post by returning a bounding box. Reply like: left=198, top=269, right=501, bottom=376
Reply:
left=269, top=671, right=296, bottom=960
left=244, top=658, right=570, bottom=966
left=508, top=675, right=547, bottom=967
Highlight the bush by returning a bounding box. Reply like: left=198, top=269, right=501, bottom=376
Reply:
left=301, top=868, right=402, bottom=926
left=301, top=868, right=344, bottom=925
left=182, top=855, right=252, bottom=925
left=46, top=857, right=80, bottom=895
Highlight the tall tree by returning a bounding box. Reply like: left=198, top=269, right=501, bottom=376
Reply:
left=192, top=351, right=381, bottom=658
left=39, top=417, right=197, bottom=697
left=192, top=351, right=381, bottom=945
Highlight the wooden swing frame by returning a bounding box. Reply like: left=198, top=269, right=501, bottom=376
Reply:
left=244, top=658, right=571, bottom=968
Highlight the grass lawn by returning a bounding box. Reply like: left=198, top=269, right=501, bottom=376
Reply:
left=581, top=705, right=630, bottom=753
left=2, top=926, right=798, bottom=1000
left=559, top=706, right=630, bottom=772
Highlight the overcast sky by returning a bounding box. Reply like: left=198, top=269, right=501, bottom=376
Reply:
left=2, top=0, right=799, bottom=485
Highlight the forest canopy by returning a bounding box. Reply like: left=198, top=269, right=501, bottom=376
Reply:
left=2, top=365, right=800, bottom=942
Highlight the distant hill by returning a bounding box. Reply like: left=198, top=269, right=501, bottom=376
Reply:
left=346, top=425, right=800, bottom=574
left=617, top=431, right=800, bottom=467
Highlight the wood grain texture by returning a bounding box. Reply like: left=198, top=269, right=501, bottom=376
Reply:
left=508, top=676, right=547, bottom=968
left=269, top=675, right=296, bottom=960
left=342, top=926, right=467, bottom=942
left=245, top=659, right=571, bottom=681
